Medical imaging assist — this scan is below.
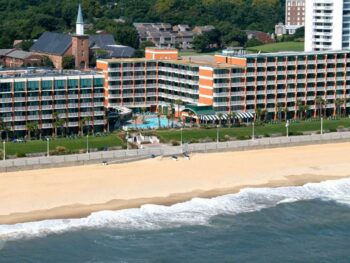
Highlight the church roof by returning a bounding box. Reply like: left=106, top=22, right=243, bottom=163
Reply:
left=77, top=4, right=84, bottom=24
left=89, top=34, right=116, bottom=48
left=30, top=32, right=72, bottom=56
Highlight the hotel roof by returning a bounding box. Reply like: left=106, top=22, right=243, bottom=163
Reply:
left=239, top=49, right=350, bottom=59
left=0, top=69, right=103, bottom=80
left=99, top=55, right=243, bottom=69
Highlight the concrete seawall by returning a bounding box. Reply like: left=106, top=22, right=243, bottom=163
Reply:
left=1, top=132, right=350, bottom=173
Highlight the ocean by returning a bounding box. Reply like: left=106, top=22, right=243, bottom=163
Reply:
left=1, top=178, right=350, bottom=262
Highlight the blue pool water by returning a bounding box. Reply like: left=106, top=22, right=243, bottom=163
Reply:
left=126, top=116, right=177, bottom=129
left=1, top=178, right=350, bottom=262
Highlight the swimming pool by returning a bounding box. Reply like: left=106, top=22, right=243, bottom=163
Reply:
left=125, top=116, right=178, bottom=129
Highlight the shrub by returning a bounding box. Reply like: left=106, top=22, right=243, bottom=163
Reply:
left=329, top=128, right=337, bottom=132
left=56, top=146, right=67, bottom=153
left=264, top=133, right=270, bottom=138
left=224, top=135, right=231, bottom=141
left=16, top=152, right=26, bottom=158
left=170, top=140, right=180, bottom=146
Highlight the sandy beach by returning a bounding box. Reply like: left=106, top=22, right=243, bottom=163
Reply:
left=1, top=142, right=350, bottom=225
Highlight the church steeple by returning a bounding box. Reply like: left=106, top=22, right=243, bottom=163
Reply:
left=76, top=4, right=84, bottom=35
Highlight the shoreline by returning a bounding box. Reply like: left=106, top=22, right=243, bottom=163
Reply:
left=2, top=143, right=350, bottom=225
left=0, top=174, right=347, bottom=225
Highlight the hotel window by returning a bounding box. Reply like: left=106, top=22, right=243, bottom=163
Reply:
left=14, top=82, right=25, bottom=92
left=42, top=80, right=52, bottom=90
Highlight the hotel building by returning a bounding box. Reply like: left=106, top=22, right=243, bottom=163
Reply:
left=305, top=0, right=350, bottom=51
left=285, top=0, right=305, bottom=34
left=97, top=47, right=350, bottom=120
left=0, top=70, right=105, bottom=137
left=3, top=48, right=350, bottom=137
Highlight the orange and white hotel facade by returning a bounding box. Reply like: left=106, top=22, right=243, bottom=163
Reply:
left=97, top=47, right=350, bottom=120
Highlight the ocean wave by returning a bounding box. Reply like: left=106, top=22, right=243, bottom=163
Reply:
left=1, top=177, right=350, bottom=241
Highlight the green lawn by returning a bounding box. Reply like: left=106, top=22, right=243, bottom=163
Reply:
left=247, top=41, right=304, bottom=53
left=3, top=134, right=125, bottom=156
left=156, top=119, right=350, bottom=143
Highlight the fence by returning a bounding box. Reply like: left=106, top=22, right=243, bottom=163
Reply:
left=1, top=131, right=350, bottom=173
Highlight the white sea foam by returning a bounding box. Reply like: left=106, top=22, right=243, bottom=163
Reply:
left=1, top=178, right=350, bottom=241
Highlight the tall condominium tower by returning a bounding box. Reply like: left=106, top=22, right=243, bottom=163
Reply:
left=285, top=0, right=305, bottom=34
left=305, top=0, right=350, bottom=51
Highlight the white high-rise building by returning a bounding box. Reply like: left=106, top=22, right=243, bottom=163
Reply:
left=305, top=0, right=350, bottom=51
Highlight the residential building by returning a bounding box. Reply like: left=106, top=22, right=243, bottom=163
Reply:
left=134, top=23, right=194, bottom=50
left=285, top=0, right=305, bottom=34
left=134, top=23, right=177, bottom=48
left=192, top=25, right=215, bottom=36
left=0, top=69, right=106, bottom=137
left=245, top=30, right=275, bottom=44
left=97, top=47, right=350, bottom=121
left=305, top=0, right=348, bottom=51
left=275, top=23, right=287, bottom=36
left=0, top=49, right=43, bottom=68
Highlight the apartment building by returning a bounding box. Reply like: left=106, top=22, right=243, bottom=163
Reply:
left=0, top=70, right=105, bottom=137
left=305, top=0, right=350, bottom=51
left=285, top=0, right=305, bottom=34
left=97, top=47, right=350, bottom=121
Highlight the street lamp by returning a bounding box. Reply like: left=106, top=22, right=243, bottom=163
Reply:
left=126, top=127, right=129, bottom=151
left=286, top=120, right=290, bottom=138
left=217, top=125, right=220, bottom=144
left=321, top=117, right=324, bottom=135
left=47, top=138, right=50, bottom=157
left=86, top=134, right=89, bottom=154
left=2, top=141, right=5, bottom=161
left=180, top=128, right=183, bottom=147
left=252, top=122, right=255, bottom=141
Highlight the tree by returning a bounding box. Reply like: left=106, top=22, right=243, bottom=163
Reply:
left=193, top=34, right=210, bottom=53
left=277, top=103, right=283, bottom=121
left=52, top=111, right=60, bottom=137
left=26, top=121, right=38, bottom=140
left=316, top=97, right=325, bottom=118
left=297, top=100, right=304, bottom=120
left=217, top=113, right=223, bottom=126
left=62, top=55, right=75, bottom=69
left=157, top=110, right=162, bottom=129
left=19, top=40, right=34, bottom=51
left=245, top=38, right=264, bottom=48
left=42, top=56, right=54, bottom=68
left=83, top=116, right=92, bottom=135
left=335, top=98, right=344, bottom=117
left=174, top=99, right=183, bottom=121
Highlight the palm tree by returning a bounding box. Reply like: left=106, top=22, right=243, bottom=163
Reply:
left=335, top=98, right=344, bottom=117
left=131, top=115, right=138, bottom=130
left=277, top=103, right=283, bottom=121
left=316, top=96, right=326, bottom=118
left=315, top=96, right=323, bottom=118
left=166, top=113, right=171, bottom=128
left=297, top=100, right=304, bottom=120
left=217, top=113, right=223, bottom=126
left=304, top=104, right=310, bottom=120
left=227, top=112, right=232, bottom=127
left=255, top=108, right=262, bottom=122
left=26, top=121, right=38, bottom=141
left=283, top=107, right=288, bottom=121
left=175, top=99, right=183, bottom=120
left=157, top=109, right=162, bottom=129
left=52, top=111, right=60, bottom=137
left=83, top=116, right=92, bottom=135
left=58, top=118, right=65, bottom=137
left=0, top=117, right=4, bottom=141
left=261, top=109, right=268, bottom=122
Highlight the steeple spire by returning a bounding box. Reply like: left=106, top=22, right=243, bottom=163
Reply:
left=76, top=4, right=84, bottom=35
